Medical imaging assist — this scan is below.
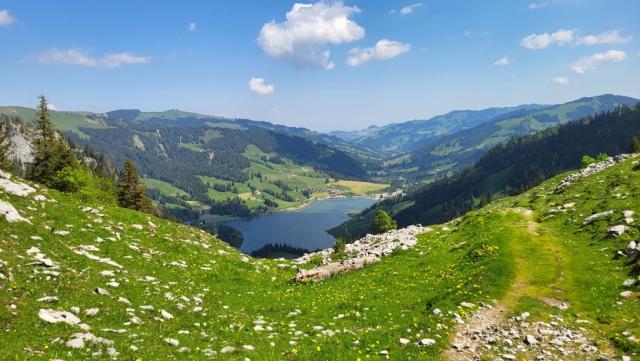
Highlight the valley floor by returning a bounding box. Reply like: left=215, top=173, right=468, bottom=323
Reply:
left=0, top=156, right=639, bottom=360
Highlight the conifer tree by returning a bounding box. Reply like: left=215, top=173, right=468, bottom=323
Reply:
left=28, top=95, right=77, bottom=187
left=117, top=160, right=152, bottom=213
left=631, top=136, right=640, bottom=153
left=0, top=116, right=11, bottom=170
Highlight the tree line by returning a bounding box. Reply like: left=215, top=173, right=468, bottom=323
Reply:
left=0, top=96, right=153, bottom=214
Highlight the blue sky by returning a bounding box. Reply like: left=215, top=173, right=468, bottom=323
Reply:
left=1, top=1, right=639, bottom=131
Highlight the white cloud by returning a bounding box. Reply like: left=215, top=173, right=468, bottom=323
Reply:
left=257, top=2, right=364, bottom=70
left=528, top=2, right=550, bottom=9
left=570, top=50, right=626, bottom=74
left=493, top=56, right=510, bottom=66
left=521, top=29, right=633, bottom=49
left=0, top=9, right=16, bottom=26
left=551, top=76, right=569, bottom=85
left=400, top=3, right=423, bottom=15
left=37, top=48, right=151, bottom=68
left=346, top=39, right=410, bottom=67
left=577, top=30, right=632, bottom=45
left=248, top=77, right=275, bottom=95
left=188, top=22, right=197, bottom=32
left=520, top=29, right=574, bottom=49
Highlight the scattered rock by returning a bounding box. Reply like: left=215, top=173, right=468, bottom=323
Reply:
left=0, top=177, right=36, bottom=197
left=164, top=338, right=180, bottom=346
left=0, top=200, right=30, bottom=223
left=608, top=225, right=629, bottom=237
left=554, top=154, right=637, bottom=193
left=582, top=210, right=615, bottom=225
left=418, top=338, right=436, bottom=346
left=38, top=308, right=81, bottom=326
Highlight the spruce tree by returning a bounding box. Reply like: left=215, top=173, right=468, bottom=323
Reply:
left=29, top=95, right=77, bottom=187
left=117, top=160, right=152, bottom=213
left=0, top=116, right=11, bottom=170
left=631, top=136, right=640, bottom=153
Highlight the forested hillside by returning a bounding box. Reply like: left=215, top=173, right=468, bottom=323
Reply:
left=336, top=104, right=545, bottom=155
left=0, top=107, right=378, bottom=221
left=405, top=94, right=638, bottom=180
left=395, top=103, right=640, bottom=227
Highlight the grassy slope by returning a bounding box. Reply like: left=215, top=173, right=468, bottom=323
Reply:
left=0, top=106, right=108, bottom=139
left=1, top=156, right=639, bottom=360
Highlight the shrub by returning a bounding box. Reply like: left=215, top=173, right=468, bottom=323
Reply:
left=373, top=209, right=397, bottom=234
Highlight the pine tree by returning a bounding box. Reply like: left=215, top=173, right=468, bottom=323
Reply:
left=0, top=116, right=11, bottom=170
left=117, top=160, right=152, bottom=213
left=28, top=95, right=77, bottom=187
left=372, top=209, right=397, bottom=234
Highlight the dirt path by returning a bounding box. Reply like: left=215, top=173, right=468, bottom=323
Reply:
left=443, top=208, right=566, bottom=361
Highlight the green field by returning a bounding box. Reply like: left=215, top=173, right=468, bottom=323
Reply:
left=142, top=177, right=189, bottom=197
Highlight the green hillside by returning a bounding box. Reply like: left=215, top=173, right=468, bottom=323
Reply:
left=342, top=105, right=546, bottom=156
left=407, top=94, right=639, bottom=180
left=0, top=106, right=108, bottom=139
left=1, top=147, right=639, bottom=360
left=0, top=107, right=378, bottom=221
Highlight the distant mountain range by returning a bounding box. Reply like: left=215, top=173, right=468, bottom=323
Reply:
left=331, top=104, right=548, bottom=155
left=2, top=93, right=638, bottom=222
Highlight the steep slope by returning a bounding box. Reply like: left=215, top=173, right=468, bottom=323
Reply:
left=1, top=152, right=639, bottom=360
left=408, top=94, right=638, bottom=179
left=344, top=105, right=546, bottom=156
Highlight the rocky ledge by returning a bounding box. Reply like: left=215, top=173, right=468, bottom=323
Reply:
left=293, top=225, right=431, bottom=282
left=553, top=153, right=638, bottom=193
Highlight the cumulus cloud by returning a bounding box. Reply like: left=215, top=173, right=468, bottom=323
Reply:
left=346, top=39, right=410, bottom=67
left=570, top=50, right=626, bottom=74
left=551, top=76, right=569, bottom=85
left=188, top=22, right=197, bottom=32
left=257, top=2, right=365, bottom=70
left=577, top=30, right=632, bottom=45
left=248, top=77, right=275, bottom=95
left=0, top=9, right=16, bottom=26
left=493, top=56, right=510, bottom=66
left=37, top=48, right=151, bottom=68
left=520, top=29, right=574, bottom=49
left=400, top=3, right=423, bottom=15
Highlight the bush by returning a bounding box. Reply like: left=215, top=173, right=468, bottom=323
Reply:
left=333, top=237, right=346, bottom=254
left=54, top=166, right=117, bottom=205
left=373, top=209, right=397, bottom=234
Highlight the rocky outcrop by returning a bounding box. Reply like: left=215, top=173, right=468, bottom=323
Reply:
left=294, top=225, right=430, bottom=282
left=553, top=154, right=637, bottom=193
left=0, top=200, right=29, bottom=223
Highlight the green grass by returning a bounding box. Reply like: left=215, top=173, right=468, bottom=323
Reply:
left=142, top=177, right=188, bottom=197
left=0, top=106, right=108, bottom=139
left=2, top=156, right=639, bottom=360
left=332, top=180, right=389, bottom=194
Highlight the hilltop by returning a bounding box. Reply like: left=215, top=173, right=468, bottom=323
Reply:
left=1, top=147, right=639, bottom=359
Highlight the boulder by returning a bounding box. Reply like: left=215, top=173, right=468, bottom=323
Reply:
left=609, top=225, right=629, bottom=237
left=38, top=309, right=81, bottom=326
left=0, top=200, right=30, bottom=223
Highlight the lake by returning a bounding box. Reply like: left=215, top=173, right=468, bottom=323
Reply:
left=225, top=197, right=376, bottom=254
